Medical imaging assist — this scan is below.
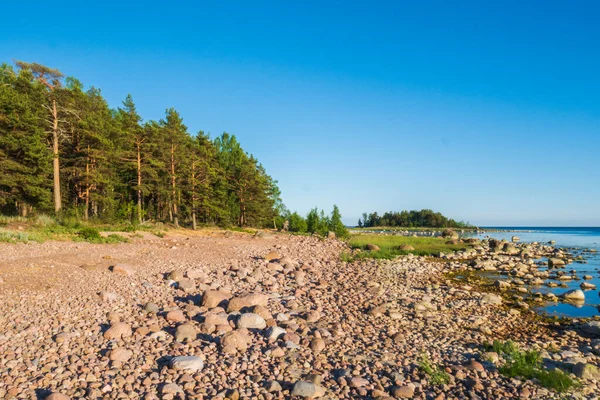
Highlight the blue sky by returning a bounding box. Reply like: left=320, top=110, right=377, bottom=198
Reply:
left=1, top=1, right=599, bottom=226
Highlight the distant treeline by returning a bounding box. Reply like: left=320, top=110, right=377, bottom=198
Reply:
left=0, top=61, right=283, bottom=228
left=282, top=205, right=348, bottom=238
left=358, top=209, right=470, bottom=228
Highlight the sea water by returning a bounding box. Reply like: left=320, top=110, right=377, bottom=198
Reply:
left=473, top=227, right=600, bottom=318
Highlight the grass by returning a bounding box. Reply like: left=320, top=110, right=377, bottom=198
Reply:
left=343, top=234, right=469, bottom=260
left=419, top=354, right=450, bottom=385
left=484, top=340, right=577, bottom=393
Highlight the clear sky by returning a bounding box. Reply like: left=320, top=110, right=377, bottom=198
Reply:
left=1, top=1, right=599, bottom=226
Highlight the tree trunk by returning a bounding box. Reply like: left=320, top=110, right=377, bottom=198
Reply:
left=52, top=98, right=61, bottom=213
left=136, top=141, right=142, bottom=224
left=171, top=143, right=179, bottom=228
left=191, top=159, right=196, bottom=230
left=84, top=147, right=90, bottom=221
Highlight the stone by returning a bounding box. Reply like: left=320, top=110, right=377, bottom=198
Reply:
left=266, top=326, right=286, bottom=341
left=481, top=293, right=503, bottom=305
left=170, top=356, right=204, bottom=372
left=392, top=384, right=415, bottom=398
left=548, top=258, right=566, bottom=268
left=291, top=381, right=326, bottom=398
left=99, top=291, right=120, bottom=302
left=366, top=244, right=380, bottom=251
left=266, top=380, right=282, bottom=392
left=310, top=337, right=326, bottom=354
left=398, top=244, right=415, bottom=251
left=581, top=321, right=600, bottom=337
left=167, top=270, right=184, bottom=281
left=175, top=323, right=196, bottom=342
left=580, top=282, right=596, bottom=290
left=187, top=268, right=207, bottom=280
left=349, top=377, right=369, bottom=388
left=166, top=309, right=186, bottom=323
left=237, top=313, right=266, bottom=329
left=45, top=394, right=70, bottom=400
left=573, top=362, right=600, bottom=380
left=202, top=290, right=232, bottom=309
left=103, top=322, right=132, bottom=340
left=562, top=289, right=585, bottom=301
left=176, top=278, right=195, bottom=292
left=264, top=251, right=281, bottom=261
left=161, top=383, right=184, bottom=395
left=227, top=293, right=269, bottom=312
left=110, top=264, right=134, bottom=276
left=109, top=348, right=133, bottom=362
left=221, top=330, right=252, bottom=353
left=144, top=302, right=159, bottom=313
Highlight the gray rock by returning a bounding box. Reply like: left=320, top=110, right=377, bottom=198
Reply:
left=237, top=313, right=266, bottom=329
left=291, top=381, right=326, bottom=398
left=169, top=356, right=204, bottom=372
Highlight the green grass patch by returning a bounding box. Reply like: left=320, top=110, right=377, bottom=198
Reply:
left=419, top=354, right=450, bottom=385
left=484, top=340, right=577, bottom=393
left=345, top=234, right=469, bottom=260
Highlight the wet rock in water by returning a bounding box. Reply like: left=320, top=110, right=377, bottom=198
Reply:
left=110, top=264, right=134, bottom=276
left=291, top=381, right=326, bottom=398
left=237, top=313, right=266, bottom=329
left=103, top=322, right=132, bottom=340
left=512, top=236, right=520, bottom=242
left=170, top=356, right=204, bottom=372
left=175, top=323, right=196, bottom=342
left=548, top=258, right=566, bottom=268
left=580, top=282, right=596, bottom=290
left=366, top=244, right=380, bottom=251
left=562, top=289, right=585, bottom=301
left=573, top=362, right=600, bottom=380
left=202, top=290, right=232, bottom=309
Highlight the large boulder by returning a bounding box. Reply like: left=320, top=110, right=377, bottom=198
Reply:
left=202, top=290, right=232, bottom=309
left=441, top=229, right=459, bottom=240
left=548, top=258, right=566, bottom=268
left=562, top=289, right=585, bottom=301
left=237, top=313, right=266, bottom=329
left=573, top=362, right=600, bottom=380
left=291, top=381, right=326, bottom=398
left=221, top=329, right=252, bottom=354
left=366, top=244, right=380, bottom=251
left=227, top=293, right=269, bottom=312
left=103, top=322, right=132, bottom=340
left=581, top=321, right=600, bottom=337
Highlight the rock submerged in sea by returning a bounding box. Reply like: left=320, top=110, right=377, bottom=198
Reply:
left=562, top=289, right=585, bottom=301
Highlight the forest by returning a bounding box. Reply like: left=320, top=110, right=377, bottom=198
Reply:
left=358, top=209, right=470, bottom=228
left=0, top=61, right=285, bottom=228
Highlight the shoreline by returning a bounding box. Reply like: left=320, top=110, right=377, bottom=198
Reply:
left=0, top=232, right=598, bottom=398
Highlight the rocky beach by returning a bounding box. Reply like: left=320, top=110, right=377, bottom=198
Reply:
left=1, top=231, right=599, bottom=399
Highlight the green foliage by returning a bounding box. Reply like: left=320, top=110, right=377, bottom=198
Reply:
left=486, top=340, right=577, bottom=393
left=361, top=209, right=471, bottom=228
left=288, top=212, right=308, bottom=233
left=347, top=234, right=468, bottom=260
left=0, top=61, right=282, bottom=228
left=418, top=355, right=450, bottom=385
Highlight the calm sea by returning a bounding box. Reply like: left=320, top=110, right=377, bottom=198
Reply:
left=472, top=227, right=600, bottom=318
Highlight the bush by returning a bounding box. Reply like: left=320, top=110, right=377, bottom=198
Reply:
left=78, top=227, right=102, bottom=242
